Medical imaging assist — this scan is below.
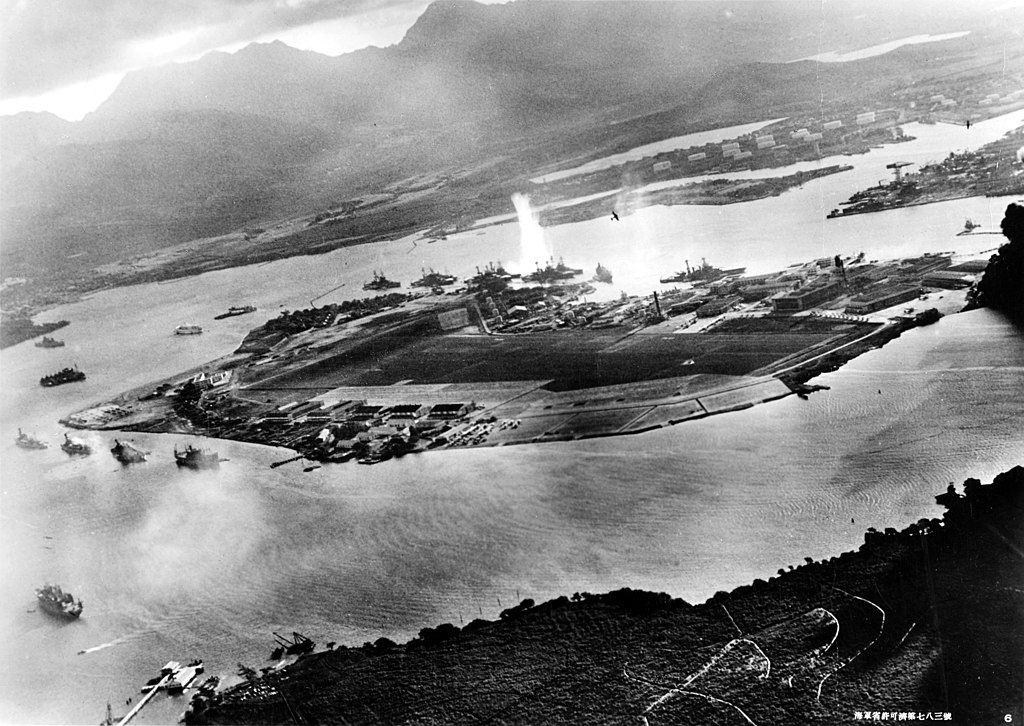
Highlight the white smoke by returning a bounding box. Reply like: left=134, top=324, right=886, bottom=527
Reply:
left=1017, top=145, right=1024, bottom=164
left=512, top=193, right=551, bottom=273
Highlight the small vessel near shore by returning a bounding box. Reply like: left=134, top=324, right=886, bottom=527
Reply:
left=214, top=305, right=257, bottom=320
left=271, top=631, right=315, bottom=659
left=34, top=336, right=65, bottom=348
left=111, top=439, right=148, bottom=465
left=956, top=218, right=982, bottom=235
left=174, top=444, right=220, bottom=469
left=592, top=263, right=613, bottom=284
left=175, top=324, right=203, bottom=335
left=36, top=583, right=83, bottom=619
left=363, top=271, right=401, bottom=291
left=40, top=365, right=86, bottom=387
left=61, top=433, right=92, bottom=456
left=15, top=428, right=48, bottom=449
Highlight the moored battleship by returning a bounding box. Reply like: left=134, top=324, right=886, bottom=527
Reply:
left=214, top=305, right=257, bottom=320
left=35, top=583, right=83, bottom=619
left=174, top=444, right=220, bottom=469
left=659, top=258, right=745, bottom=285
left=61, top=433, right=92, bottom=456
left=411, top=268, right=458, bottom=288
left=110, top=439, right=148, bottom=464
left=40, top=366, right=86, bottom=387
left=523, top=257, right=584, bottom=284
left=34, top=336, right=65, bottom=348
left=15, top=428, right=48, bottom=449
left=363, top=271, right=401, bottom=291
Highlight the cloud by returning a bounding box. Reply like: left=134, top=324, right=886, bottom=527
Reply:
left=0, top=0, right=422, bottom=100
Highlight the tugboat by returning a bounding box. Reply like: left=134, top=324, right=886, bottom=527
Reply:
left=40, top=366, right=86, bottom=387
left=174, top=324, right=203, bottom=335
left=411, top=268, right=458, bottom=288
left=592, top=263, right=613, bottom=284
left=110, top=439, right=148, bottom=465
left=363, top=271, right=401, bottom=291
left=15, top=429, right=48, bottom=450
left=174, top=444, right=220, bottom=470
left=61, top=433, right=92, bottom=456
left=214, top=305, right=257, bottom=320
left=35, top=583, right=83, bottom=619
left=34, top=336, right=65, bottom=348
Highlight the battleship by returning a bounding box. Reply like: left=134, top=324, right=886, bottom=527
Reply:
left=363, top=271, right=401, bottom=291
left=39, top=366, right=86, bottom=387
left=522, top=257, right=584, bottom=284
left=61, top=433, right=92, bottom=456
left=15, top=428, right=48, bottom=449
left=592, top=263, right=613, bottom=284
left=35, top=584, right=83, bottom=619
left=411, top=268, right=458, bottom=288
left=659, top=258, right=745, bottom=285
left=34, top=336, right=65, bottom=348
left=174, top=444, right=220, bottom=469
left=214, top=305, right=257, bottom=320
left=175, top=324, right=203, bottom=335
left=110, top=439, right=148, bottom=464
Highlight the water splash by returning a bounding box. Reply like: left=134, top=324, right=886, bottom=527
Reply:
left=511, top=193, right=550, bottom=273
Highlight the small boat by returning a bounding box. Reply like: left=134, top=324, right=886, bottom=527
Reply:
left=174, top=324, right=203, bottom=335
left=15, top=429, right=48, bottom=450
left=36, top=583, right=83, bottom=619
left=34, top=336, right=65, bottom=348
left=956, top=218, right=982, bottom=235
left=214, top=305, right=257, bottom=320
left=61, top=433, right=92, bottom=456
left=110, top=439, right=148, bottom=465
left=174, top=444, right=220, bottom=469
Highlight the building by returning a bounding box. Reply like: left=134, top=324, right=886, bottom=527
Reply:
left=687, top=152, right=707, bottom=162
left=388, top=403, right=430, bottom=421
left=844, top=285, right=921, bottom=315
left=350, top=404, right=387, bottom=421
left=427, top=403, right=472, bottom=420
left=772, top=279, right=845, bottom=313
left=921, top=270, right=974, bottom=289
left=737, top=281, right=796, bottom=301
left=697, top=295, right=742, bottom=318
left=899, top=256, right=953, bottom=276
left=653, top=160, right=672, bottom=172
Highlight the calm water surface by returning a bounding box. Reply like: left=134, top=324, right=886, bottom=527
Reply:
left=1, top=109, right=1022, bottom=724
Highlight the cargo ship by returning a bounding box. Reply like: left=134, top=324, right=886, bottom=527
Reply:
left=523, top=257, right=584, bottom=284
left=40, top=366, right=86, bottom=387
left=15, top=429, right=48, bottom=449
left=175, top=324, right=203, bottom=335
left=34, top=336, right=65, bottom=348
left=363, top=271, right=401, bottom=291
left=411, top=269, right=458, bottom=288
left=61, top=433, right=92, bottom=456
left=174, top=444, right=220, bottom=469
left=214, top=305, right=257, bottom=320
left=36, top=583, right=83, bottom=619
left=592, top=263, right=613, bottom=284
left=111, top=439, right=148, bottom=465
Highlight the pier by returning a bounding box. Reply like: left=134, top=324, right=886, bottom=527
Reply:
left=115, top=672, right=171, bottom=725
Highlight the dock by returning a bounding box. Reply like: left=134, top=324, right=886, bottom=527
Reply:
left=116, top=672, right=171, bottom=725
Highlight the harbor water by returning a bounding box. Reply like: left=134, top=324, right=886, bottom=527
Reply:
left=1, top=110, right=1023, bottom=724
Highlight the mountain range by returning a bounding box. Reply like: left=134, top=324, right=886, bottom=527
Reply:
left=2, top=0, right=1020, bottom=278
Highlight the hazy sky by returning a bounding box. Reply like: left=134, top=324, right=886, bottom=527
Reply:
left=0, top=0, right=508, bottom=120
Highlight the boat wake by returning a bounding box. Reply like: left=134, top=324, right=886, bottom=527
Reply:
left=77, top=637, right=127, bottom=656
